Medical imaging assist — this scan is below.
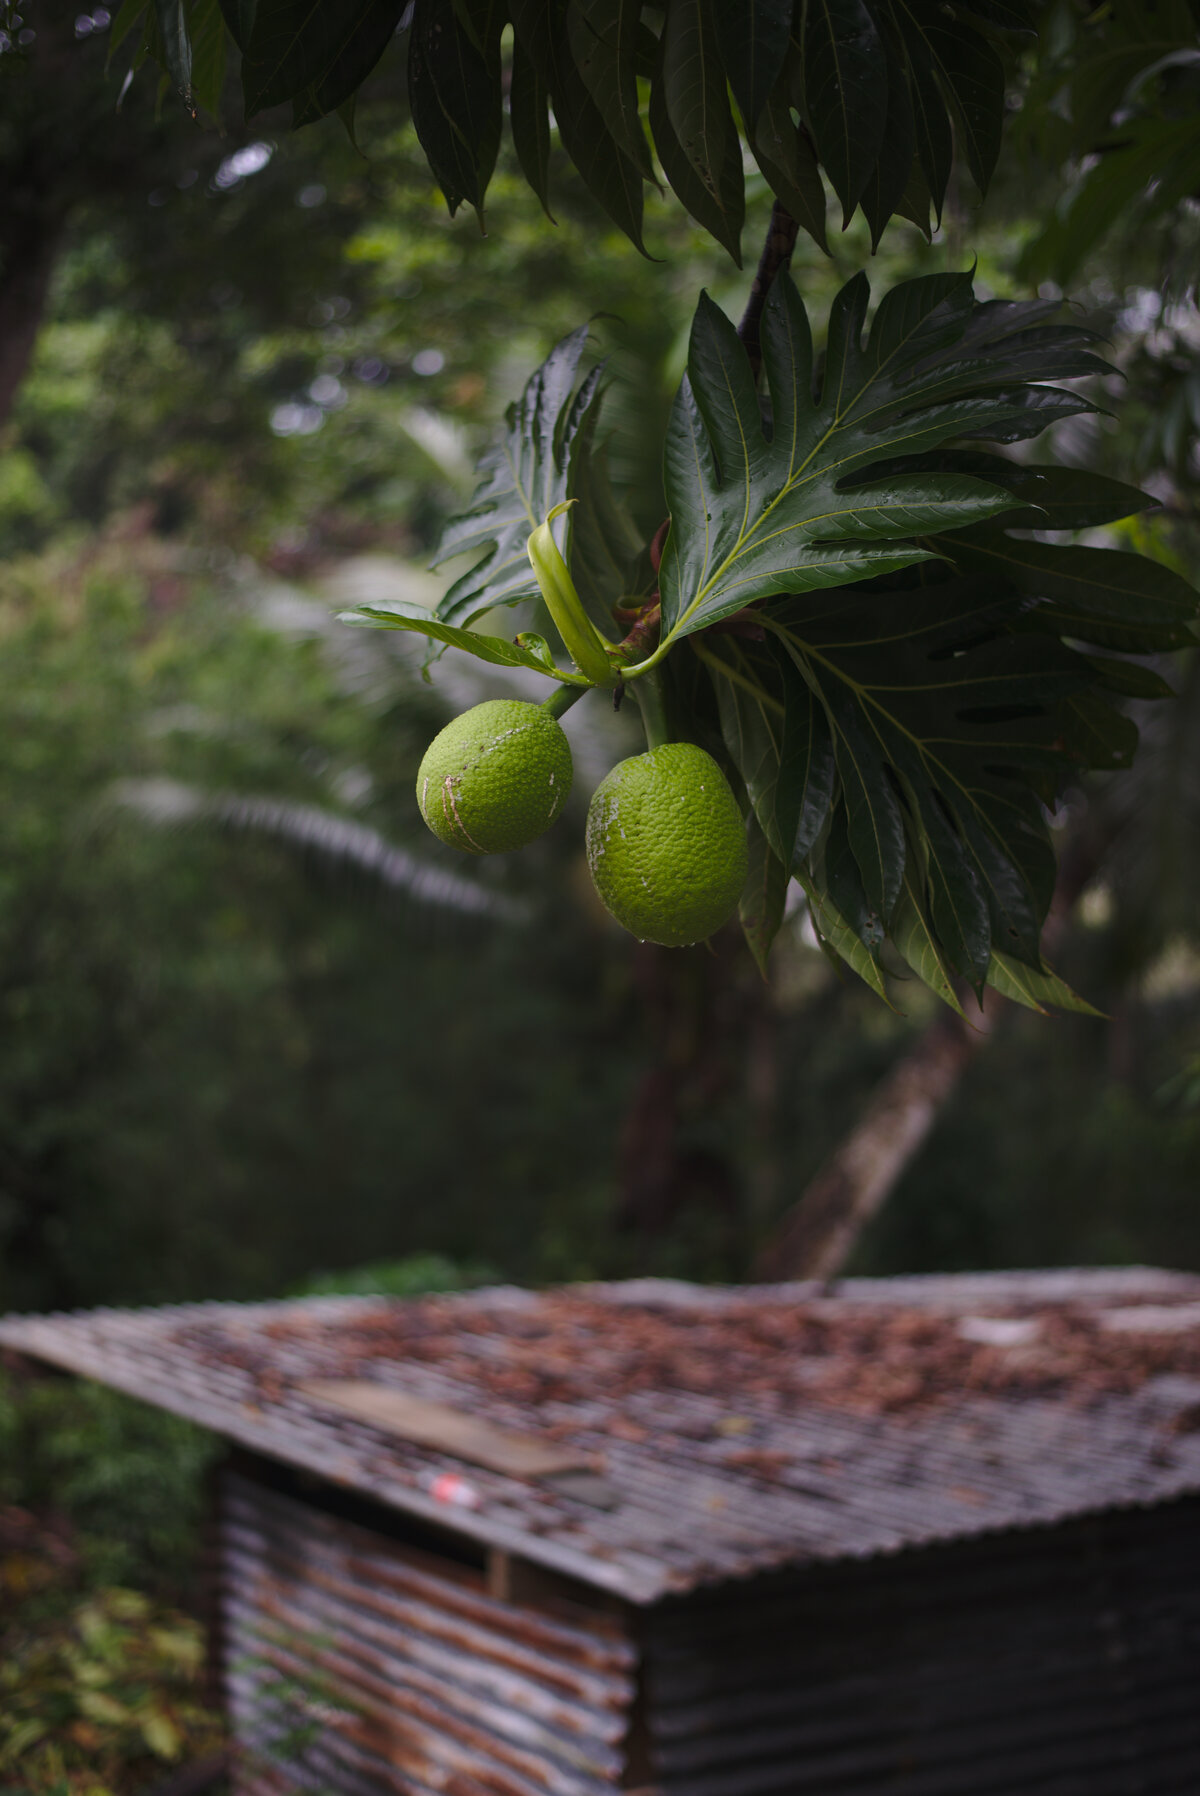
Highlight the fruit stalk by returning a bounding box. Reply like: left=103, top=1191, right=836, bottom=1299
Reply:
left=541, top=683, right=586, bottom=719
left=633, top=668, right=670, bottom=750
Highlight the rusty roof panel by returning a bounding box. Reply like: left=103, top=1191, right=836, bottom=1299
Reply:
left=5, top=1269, right=1200, bottom=1602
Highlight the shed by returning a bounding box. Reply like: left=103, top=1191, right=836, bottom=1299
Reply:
left=5, top=1267, right=1200, bottom=1794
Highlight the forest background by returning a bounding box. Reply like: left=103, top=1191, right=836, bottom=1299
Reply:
left=1, top=2, right=1200, bottom=1783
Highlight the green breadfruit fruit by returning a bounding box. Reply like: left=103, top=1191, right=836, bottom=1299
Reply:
left=417, top=699, right=574, bottom=854
left=586, top=742, right=748, bottom=946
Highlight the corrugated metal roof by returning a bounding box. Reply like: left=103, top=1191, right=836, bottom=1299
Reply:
left=4, top=1269, right=1200, bottom=1604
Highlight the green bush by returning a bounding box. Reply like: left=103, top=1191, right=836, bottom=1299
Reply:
left=291, top=1250, right=496, bottom=1298
left=0, top=1586, right=222, bottom=1795
left=0, top=1370, right=218, bottom=1600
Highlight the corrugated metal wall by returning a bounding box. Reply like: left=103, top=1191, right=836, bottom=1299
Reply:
left=640, top=1496, right=1200, bottom=1795
left=220, top=1463, right=637, bottom=1796
left=219, top=1461, right=1200, bottom=1796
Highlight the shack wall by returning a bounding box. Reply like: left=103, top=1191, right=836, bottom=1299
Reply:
left=641, top=1495, right=1200, bottom=1795
left=219, top=1459, right=638, bottom=1796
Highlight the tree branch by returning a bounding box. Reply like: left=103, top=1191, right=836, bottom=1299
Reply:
left=737, top=200, right=800, bottom=381
left=754, top=1005, right=991, bottom=1281
left=755, top=812, right=1120, bottom=1282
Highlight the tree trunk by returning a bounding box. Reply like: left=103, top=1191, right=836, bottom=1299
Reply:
left=755, top=818, right=1114, bottom=1282
left=615, top=932, right=748, bottom=1259
left=0, top=212, right=60, bottom=429
left=754, top=1003, right=992, bottom=1280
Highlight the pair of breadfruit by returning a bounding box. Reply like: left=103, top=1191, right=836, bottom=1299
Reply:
left=416, top=699, right=747, bottom=948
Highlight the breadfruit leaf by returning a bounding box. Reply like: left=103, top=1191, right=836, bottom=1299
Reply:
left=674, top=270, right=1199, bottom=1005
left=430, top=325, right=606, bottom=629
left=657, top=270, right=1105, bottom=649
left=335, top=599, right=587, bottom=684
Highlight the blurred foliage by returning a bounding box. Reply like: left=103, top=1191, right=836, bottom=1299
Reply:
left=291, top=1251, right=498, bottom=1297
left=3, top=110, right=778, bottom=565
left=0, top=1370, right=218, bottom=1597
left=0, top=1582, right=222, bottom=1794
left=0, top=542, right=659, bottom=1312
left=0, top=1363, right=223, bottom=1795
left=1015, top=0, right=1200, bottom=293
left=856, top=980, right=1200, bottom=1273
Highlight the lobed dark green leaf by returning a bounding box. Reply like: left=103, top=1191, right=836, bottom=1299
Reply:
left=509, top=39, right=555, bottom=217
left=752, top=89, right=830, bottom=253
left=985, top=952, right=1103, bottom=1016
left=946, top=532, right=1200, bottom=653
left=409, top=0, right=502, bottom=216
left=185, top=0, right=1012, bottom=253
left=567, top=0, right=655, bottom=177
left=904, top=0, right=1004, bottom=193
left=511, top=0, right=649, bottom=251
left=337, top=600, right=585, bottom=681
left=1058, top=691, right=1141, bottom=772
left=888, top=3, right=953, bottom=219
left=774, top=641, right=838, bottom=866
left=704, top=639, right=787, bottom=843
left=821, top=803, right=886, bottom=951
left=661, top=0, right=740, bottom=194
left=799, top=652, right=907, bottom=922
left=1082, top=654, right=1175, bottom=702
left=801, top=0, right=888, bottom=223
left=916, top=783, right=992, bottom=983
left=799, top=865, right=890, bottom=998
left=890, top=854, right=967, bottom=1015
left=715, top=0, right=795, bottom=129
left=650, top=14, right=744, bottom=263
left=856, top=454, right=1154, bottom=531
left=740, top=815, right=790, bottom=974
left=764, top=569, right=1106, bottom=979
left=702, top=633, right=842, bottom=877
left=242, top=0, right=405, bottom=119
left=433, top=325, right=605, bottom=627
left=657, top=273, right=1079, bottom=648
left=892, top=153, right=935, bottom=238
left=859, top=30, right=917, bottom=250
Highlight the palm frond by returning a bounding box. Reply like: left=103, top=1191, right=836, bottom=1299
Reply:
left=109, top=780, right=529, bottom=924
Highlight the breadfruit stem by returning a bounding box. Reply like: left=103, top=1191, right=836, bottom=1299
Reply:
left=634, top=668, right=670, bottom=750
left=541, top=683, right=587, bottom=719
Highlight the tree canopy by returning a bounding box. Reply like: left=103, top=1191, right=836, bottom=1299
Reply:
left=3, top=0, right=1184, bottom=1003
left=98, top=0, right=1200, bottom=269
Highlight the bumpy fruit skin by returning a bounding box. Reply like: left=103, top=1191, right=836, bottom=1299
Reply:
left=417, top=699, right=573, bottom=854
left=586, top=742, right=748, bottom=946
